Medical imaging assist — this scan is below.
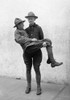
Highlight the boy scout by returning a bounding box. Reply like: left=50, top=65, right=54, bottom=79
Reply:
left=25, top=12, right=63, bottom=95
left=14, top=17, right=63, bottom=95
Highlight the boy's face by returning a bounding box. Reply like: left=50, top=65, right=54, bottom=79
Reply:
left=17, top=22, right=24, bottom=29
left=27, top=17, right=36, bottom=25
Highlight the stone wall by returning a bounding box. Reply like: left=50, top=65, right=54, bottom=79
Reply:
left=0, top=0, right=70, bottom=84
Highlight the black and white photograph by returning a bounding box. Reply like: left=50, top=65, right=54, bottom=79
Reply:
left=0, top=0, right=70, bottom=100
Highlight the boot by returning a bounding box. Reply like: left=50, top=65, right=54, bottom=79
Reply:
left=46, top=46, right=63, bottom=68
left=47, top=58, right=63, bottom=67
left=25, top=70, right=31, bottom=94
left=25, top=83, right=31, bottom=94
left=47, top=58, right=51, bottom=64
left=51, top=61, right=63, bottom=68
left=36, top=85, right=41, bottom=95
left=36, top=73, right=42, bottom=95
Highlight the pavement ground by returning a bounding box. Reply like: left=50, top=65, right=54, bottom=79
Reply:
left=0, top=76, right=70, bottom=100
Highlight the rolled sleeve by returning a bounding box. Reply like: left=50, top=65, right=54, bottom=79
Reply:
left=39, top=27, right=44, bottom=40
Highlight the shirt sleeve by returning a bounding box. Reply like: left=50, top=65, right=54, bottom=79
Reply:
left=14, top=30, right=32, bottom=44
left=39, top=27, right=44, bottom=40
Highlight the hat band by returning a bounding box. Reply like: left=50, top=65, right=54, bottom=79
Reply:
left=25, top=16, right=38, bottom=18
left=14, top=20, right=25, bottom=28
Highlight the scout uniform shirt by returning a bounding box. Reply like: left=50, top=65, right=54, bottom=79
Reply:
left=25, top=23, right=44, bottom=40
left=14, top=29, right=34, bottom=51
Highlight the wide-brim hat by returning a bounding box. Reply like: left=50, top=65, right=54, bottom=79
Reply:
left=14, top=18, right=25, bottom=28
left=25, top=12, right=38, bottom=19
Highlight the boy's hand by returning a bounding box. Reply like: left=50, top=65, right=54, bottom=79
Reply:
left=43, top=41, right=51, bottom=47
left=32, top=38, right=37, bottom=41
left=43, top=42, right=47, bottom=47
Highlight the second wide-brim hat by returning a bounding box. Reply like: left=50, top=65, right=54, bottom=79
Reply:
left=14, top=18, right=25, bottom=28
left=25, top=12, right=38, bottom=19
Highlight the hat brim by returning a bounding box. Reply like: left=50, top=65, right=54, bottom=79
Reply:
left=13, top=20, right=25, bottom=28
left=25, top=16, right=38, bottom=19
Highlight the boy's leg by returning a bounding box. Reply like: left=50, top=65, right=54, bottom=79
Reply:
left=25, top=42, right=43, bottom=53
left=46, top=45, right=63, bottom=67
left=40, top=39, right=63, bottom=67
left=33, top=50, right=42, bottom=95
left=23, top=53, right=32, bottom=94
left=25, top=39, right=50, bottom=53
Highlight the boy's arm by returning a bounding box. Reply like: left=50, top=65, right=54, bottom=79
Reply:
left=39, top=26, right=44, bottom=40
left=14, top=31, right=33, bottom=44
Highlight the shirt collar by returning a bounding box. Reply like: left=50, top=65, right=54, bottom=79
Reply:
left=29, top=23, right=37, bottom=28
left=17, top=29, right=25, bottom=32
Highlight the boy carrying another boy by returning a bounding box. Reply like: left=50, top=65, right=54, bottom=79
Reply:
left=14, top=17, right=63, bottom=95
